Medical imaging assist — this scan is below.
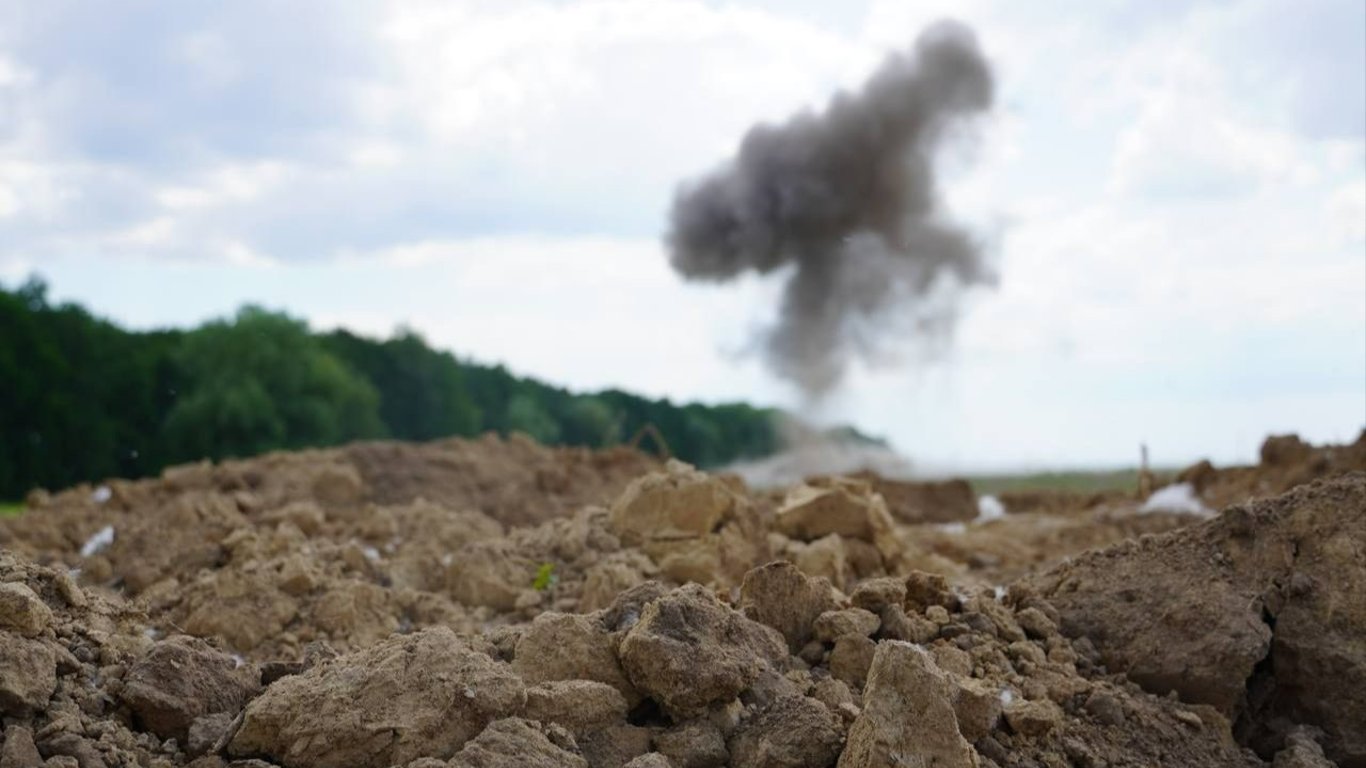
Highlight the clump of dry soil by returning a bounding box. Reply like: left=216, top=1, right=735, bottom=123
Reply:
left=0, top=430, right=1362, bottom=767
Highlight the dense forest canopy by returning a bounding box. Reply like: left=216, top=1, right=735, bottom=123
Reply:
left=0, top=277, right=881, bottom=500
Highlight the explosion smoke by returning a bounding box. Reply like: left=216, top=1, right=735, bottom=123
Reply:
left=666, top=20, right=995, bottom=396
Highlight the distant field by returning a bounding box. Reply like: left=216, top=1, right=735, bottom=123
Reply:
left=965, top=468, right=1176, bottom=495
left=0, top=502, right=24, bottom=518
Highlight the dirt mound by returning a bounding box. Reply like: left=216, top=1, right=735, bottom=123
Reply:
left=847, top=474, right=978, bottom=525
left=1, top=434, right=658, bottom=659
left=0, top=551, right=222, bottom=767
left=5, top=433, right=656, bottom=585
left=1178, top=430, right=1366, bottom=510
left=0, top=432, right=1360, bottom=766
left=1029, top=473, right=1366, bottom=766
left=342, top=436, right=659, bottom=528
left=0, top=553, right=1273, bottom=767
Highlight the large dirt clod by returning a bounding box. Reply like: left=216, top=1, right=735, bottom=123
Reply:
left=120, top=635, right=260, bottom=742
left=1272, top=728, right=1337, bottom=768
left=738, top=561, right=839, bottom=652
left=229, top=627, right=525, bottom=768
left=838, top=642, right=979, bottom=768
left=654, top=720, right=729, bottom=768
left=813, top=608, right=880, bottom=643
left=1182, top=431, right=1366, bottom=509
left=174, top=568, right=302, bottom=654
left=0, top=725, right=42, bottom=768
left=774, top=480, right=897, bottom=551
left=513, top=612, right=641, bottom=707
left=609, top=461, right=766, bottom=585
left=447, top=538, right=542, bottom=612
left=727, top=694, right=845, bottom=768
left=446, top=718, right=587, bottom=768
left=610, top=461, right=739, bottom=545
left=0, top=582, right=53, bottom=637
left=1031, top=474, right=1366, bottom=766
left=851, top=474, right=979, bottom=525
left=0, top=633, right=57, bottom=716
left=618, top=584, right=787, bottom=719
left=523, top=679, right=630, bottom=734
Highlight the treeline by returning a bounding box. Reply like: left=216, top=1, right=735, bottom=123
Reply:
left=0, top=278, right=792, bottom=499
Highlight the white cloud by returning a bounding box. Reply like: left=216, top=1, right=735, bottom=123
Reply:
left=1, top=0, right=1362, bottom=468
left=221, top=241, right=278, bottom=268
left=1108, top=91, right=1313, bottom=199
left=1099, top=31, right=1324, bottom=201
left=111, top=217, right=177, bottom=248
left=366, top=0, right=862, bottom=218
left=0, top=256, right=32, bottom=283
left=0, top=53, right=31, bottom=88
left=0, top=179, right=14, bottom=218
left=154, top=160, right=294, bottom=211
left=1329, top=180, right=1366, bottom=242
left=176, top=32, right=244, bottom=89
left=346, top=140, right=405, bottom=170
left=0, top=159, right=77, bottom=221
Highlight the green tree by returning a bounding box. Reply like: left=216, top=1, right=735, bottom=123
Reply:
left=561, top=396, right=621, bottom=447
left=164, top=307, right=384, bottom=460
left=462, top=364, right=518, bottom=433
left=324, top=329, right=480, bottom=441
left=505, top=391, right=561, bottom=444
left=0, top=278, right=182, bottom=496
left=0, top=277, right=840, bottom=500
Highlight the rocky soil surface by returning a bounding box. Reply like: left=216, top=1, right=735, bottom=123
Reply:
left=0, top=430, right=1362, bottom=767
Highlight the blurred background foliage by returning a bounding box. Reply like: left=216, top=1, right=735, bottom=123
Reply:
left=0, top=277, right=799, bottom=499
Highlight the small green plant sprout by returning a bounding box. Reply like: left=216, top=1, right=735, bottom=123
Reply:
left=532, top=562, right=558, bottom=591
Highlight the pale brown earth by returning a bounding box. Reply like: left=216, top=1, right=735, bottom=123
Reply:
left=0, top=429, right=1362, bottom=768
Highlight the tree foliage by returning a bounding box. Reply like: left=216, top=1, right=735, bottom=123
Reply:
left=164, top=307, right=385, bottom=460
left=0, top=277, right=803, bottom=499
left=0, top=279, right=182, bottom=495
left=321, top=329, right=480, bottom=441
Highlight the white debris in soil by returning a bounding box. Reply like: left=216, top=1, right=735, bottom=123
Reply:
left=936, top=522, right=968, bottom=534
left=80, top=525, right=115, bottom=557
left=362, top=546, right=381, bottom=562
left=977, top=494, right=1006, bottom=521
left=90, top=485, right=112, bottom=504
left=440, top=553, right=454, bottom=567
left=1140, top=483, right=1213, bottom=517
left=993, top=585, right=1006, bottom=601
left=612, top=609, right=640, bottom=632
left=144, top=627, right=161, bottom=640
left=231, top=654, right=245, bottom=669
left=999, top=688, right=1015, bottom=706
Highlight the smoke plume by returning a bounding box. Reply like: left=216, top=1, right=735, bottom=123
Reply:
left=666, top=21, right=995, bottom=396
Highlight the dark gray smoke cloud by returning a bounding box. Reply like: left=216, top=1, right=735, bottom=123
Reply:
left=666, top=21, right=995, bottom=396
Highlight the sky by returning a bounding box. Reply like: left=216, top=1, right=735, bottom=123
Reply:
left=1, top=0, right=1363, bottom=471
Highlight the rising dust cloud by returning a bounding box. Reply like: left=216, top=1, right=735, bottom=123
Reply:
left=666, top=20, right=995, bottom=397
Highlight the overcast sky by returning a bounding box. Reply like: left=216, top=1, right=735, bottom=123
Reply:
left=1, top=0, right=1363, bottom=470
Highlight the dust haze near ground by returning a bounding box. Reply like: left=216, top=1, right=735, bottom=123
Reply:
left=666, top=20, right=995, bottom=396
left=725, top=419, right=917, bottom=488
